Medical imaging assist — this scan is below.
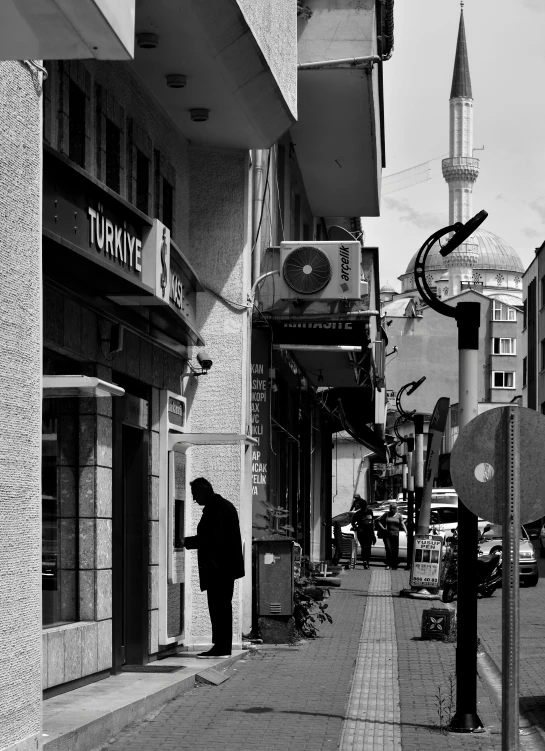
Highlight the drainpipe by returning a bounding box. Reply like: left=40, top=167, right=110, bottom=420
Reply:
left=252, top=149, right=265, bottom=285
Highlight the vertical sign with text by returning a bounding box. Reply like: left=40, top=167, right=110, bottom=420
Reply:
left=251, top=330, right=270, bottom=538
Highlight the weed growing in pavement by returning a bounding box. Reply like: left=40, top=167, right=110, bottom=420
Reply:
left=293, top=556, right=333, bottom=639
left=434, top=673, right=456, bottom=732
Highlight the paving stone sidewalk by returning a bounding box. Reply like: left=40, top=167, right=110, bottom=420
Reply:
left=93, top=568, right=504, bottom=751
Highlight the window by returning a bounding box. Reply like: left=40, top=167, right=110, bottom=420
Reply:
left=493, top=301, right=516, bottom=321
left=105, top=118, right=121, bottom=193
left=162, top=178, right=173, bottom=231
left=493, top=337, right=516, bottom=355
left=68, top=80, right=86, bottom=167
left=136, top=149, right=150, bottom=215
left=541, top=277, right=545, bottom=308
left=492, top=371, right=515, bottom=389
left=523, top=357, right=527, bottom=387
left=541, top=339, right=545, bottom=371
left=523, top=298, right=527, bottom=329
left=42, top=397, right=78, bottom=628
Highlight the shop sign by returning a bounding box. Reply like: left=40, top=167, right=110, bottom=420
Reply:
left=387, top=390, right=396, bottom=409
left=410, top=535, right=443, bottom=589
left=271, top=320, right=367, bottom=346
left=167, top=394, right=186, bottom=431
left=42, top=149, right=148, bottom=286
left=88, top=205, right=142, bottom=273
left=251, top=331, right=271, bottom=537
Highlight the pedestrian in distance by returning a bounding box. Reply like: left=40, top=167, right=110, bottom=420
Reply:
left=378, top=501, right=407, bottom=571
left=182, top=477, right=244, bottom=658
left=351, top=498, right=376, bottom=569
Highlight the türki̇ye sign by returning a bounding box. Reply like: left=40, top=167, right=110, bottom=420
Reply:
left=42, top=149, right=188, bottom=318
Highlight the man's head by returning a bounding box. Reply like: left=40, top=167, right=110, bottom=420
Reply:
left=353, top=493, right=363, bottom=509
left=190, top=477, right=215, bottom=506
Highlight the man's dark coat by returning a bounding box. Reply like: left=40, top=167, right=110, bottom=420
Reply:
left=184, top=494, right=245, bottom=591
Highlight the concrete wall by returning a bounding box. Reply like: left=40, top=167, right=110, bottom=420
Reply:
left=297, top=0, right=376, bottom=63
left=0, top=61, right=43, bottom=751
left=184, top=145, right=252, bottom=648
left=238, top=0, right=297, bottom=118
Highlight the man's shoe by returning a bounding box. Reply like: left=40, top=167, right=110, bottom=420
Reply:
left=196, top=649, right=231, bottom=659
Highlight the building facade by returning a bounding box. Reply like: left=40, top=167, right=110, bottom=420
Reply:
left=1, top=2, right=298, bottom=747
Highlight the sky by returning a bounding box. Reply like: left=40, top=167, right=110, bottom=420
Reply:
left=364, top=0, right=545, bottom=291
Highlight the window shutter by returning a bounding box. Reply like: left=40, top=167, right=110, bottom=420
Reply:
left=58, top=62, right=70, bottom=156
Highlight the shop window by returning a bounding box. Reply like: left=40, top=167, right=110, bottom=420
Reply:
left=69, top=80, right=86, bottom=168
left=106, top=119, right=121, bottom=194
left=492, top=371, right=515, bottom=389
left=136, top=149, right=150, bottom=215
left=162, top=178, right=174, bottom=231
left=493, top=337, right=516, bottom=355
left=42, top=398, right=78, bottom=628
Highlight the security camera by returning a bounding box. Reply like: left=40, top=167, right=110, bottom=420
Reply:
left=197, top=351, right=213, bottom=371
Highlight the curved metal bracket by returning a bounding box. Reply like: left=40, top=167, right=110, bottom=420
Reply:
left=413, top=224, right=459, bottom=319
left=393, top=415, right=407, bottom=443
left=413, top=211, right=488, bottom=319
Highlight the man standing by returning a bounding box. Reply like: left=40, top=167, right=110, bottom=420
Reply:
left=351, top=499, right=376, bottom=570
left=183, top=477, right=244, bottom=658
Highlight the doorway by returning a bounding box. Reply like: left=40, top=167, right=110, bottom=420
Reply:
left=113, top=393, right=149, bottom=671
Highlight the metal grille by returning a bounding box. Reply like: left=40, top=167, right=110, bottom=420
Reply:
left=269, top=603, right=282, bottom=614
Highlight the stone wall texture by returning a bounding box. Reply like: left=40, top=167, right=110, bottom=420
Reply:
left=0, top=61, right=43, bottom=751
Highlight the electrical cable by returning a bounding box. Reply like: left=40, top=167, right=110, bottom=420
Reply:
left=23, top=60, right=49, bottom=79
left=202, top=283, right=250, bottom=311
left=275, top=158, right=285, bottom=241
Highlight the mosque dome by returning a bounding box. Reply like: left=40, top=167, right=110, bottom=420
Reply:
left=380, top=282, right=397, bottom=293
left=402, top=229, right=524, bottom=277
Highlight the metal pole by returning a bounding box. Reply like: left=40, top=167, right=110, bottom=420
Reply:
left=414, top=415, right=425, bottom=526
left=503, top=406, right=520, bottom=751
left=451, top=301, right=482, bottom=732
left=406, top=439, right=415, bottom=569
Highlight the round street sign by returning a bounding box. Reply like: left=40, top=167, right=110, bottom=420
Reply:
left=450, top=406, right=545, bottom=525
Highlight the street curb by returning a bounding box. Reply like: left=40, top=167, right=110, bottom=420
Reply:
left=477, top=647, right=545, bottom=750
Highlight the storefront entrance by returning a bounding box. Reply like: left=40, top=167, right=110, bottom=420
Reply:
left=113, top=390, right=150, bottom=670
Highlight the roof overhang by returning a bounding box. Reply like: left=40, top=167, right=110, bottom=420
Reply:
left=0, top=0, right=135, bottom=60
left=290, top=66, right=382, bottom=217
left=43, top=375, right=125, bottom=398
left=128, top=0, right=296, bottom=149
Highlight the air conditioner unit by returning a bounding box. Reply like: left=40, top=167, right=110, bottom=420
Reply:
left=278, top=241, right=367, bottom=300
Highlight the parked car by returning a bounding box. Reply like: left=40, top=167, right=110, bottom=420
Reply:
left=479, top=523, right=539, bottom=587
left=397, top=487, right=459, bottom=506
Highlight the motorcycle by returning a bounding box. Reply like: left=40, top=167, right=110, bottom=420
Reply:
left=441, top=529, right=502, bottom=603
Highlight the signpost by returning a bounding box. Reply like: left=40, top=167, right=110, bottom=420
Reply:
left=450, top=405, right=545, bottom=751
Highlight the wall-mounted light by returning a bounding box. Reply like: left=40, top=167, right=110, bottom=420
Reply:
left=190, top=108, right=209, bottom=122
left=166, top=74, right=187, bottom=89
left=136, top=33, right=159, bottom=49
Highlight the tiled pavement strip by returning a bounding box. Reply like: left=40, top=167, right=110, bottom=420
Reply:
left=94, top=568, right=502, bottom=751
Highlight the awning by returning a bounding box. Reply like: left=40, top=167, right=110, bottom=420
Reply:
left=43, top=375, right=125, bottom=398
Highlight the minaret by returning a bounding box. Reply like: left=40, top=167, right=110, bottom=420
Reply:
left=441, top=3, right=480, bottom=297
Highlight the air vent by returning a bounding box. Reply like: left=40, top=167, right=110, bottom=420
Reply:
left=269, top=602, right=282, bottom=614
left=283, top=245, right=332, bottom=294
